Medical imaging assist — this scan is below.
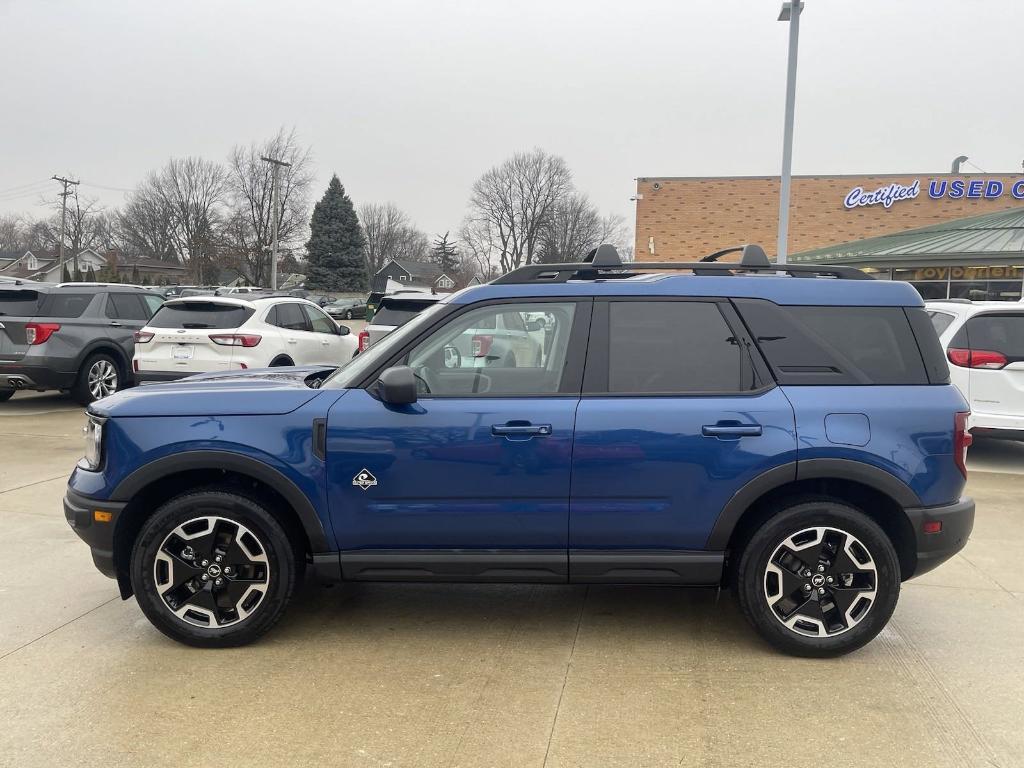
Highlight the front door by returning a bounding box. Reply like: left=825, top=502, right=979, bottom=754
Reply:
left=326, top=299, right=591, bottom=582
left=569, top=298, right=797, bottom=583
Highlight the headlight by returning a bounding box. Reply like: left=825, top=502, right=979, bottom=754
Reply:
left=80, top=414, right=106, bottom=470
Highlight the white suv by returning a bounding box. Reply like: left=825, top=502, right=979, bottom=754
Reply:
left=927, top=300, right=1024, bottom=437
left=133, top=296, right=356, bottom=382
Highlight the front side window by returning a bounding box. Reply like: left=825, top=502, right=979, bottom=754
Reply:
left=302, top=304, right=337, bottom=334
left=405, top=302, right=577, bottom=396
left=273, top=303, right=309, bottom=331
left=606, top=301, right=751, bottom=393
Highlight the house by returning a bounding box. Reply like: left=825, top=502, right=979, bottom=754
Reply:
left=0, top=248, right=187, bottom=284
left=370, top=259, right=456, bottom=295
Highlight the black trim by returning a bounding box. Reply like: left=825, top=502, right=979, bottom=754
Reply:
left=706, top=463, right=798, bottom=549
left=569, top=550, right=724, bottom=584
left=905, top=496, right=974, bottom=578
left=339, top=549, right=568, bottom=583
left=136, top=370, right=192, bottom=384
left=491, top=260, right=869, bottom=284
left=64, top=487, right=127, bottom=579
left=312, top=418, right=327, bottom=461
left=110, top=450, right=330, bottom=552
left=311, top=552, right=342, bottom=583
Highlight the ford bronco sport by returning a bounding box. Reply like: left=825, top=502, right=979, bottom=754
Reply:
left=65, top=245, right=975, bottom=656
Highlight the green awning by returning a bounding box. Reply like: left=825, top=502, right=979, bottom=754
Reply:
left=789, top=207, right=1024, bottom=267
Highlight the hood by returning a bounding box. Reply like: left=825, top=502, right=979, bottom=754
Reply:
left=91, top=366, right=338, bottom=418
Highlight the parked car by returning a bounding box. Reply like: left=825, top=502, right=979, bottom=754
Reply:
left=323, top=298, right=367, bottom=321
left=65, top=245, right=974, bottom=656
left=926, top=300, right=1024, bottom=438
left=215, top=286, right=264, bottom=296
left=358, top=294, right=443, bottom=353
left=133, top=296, right=356, bottom=382
left=0, top=283, right=164, bottom=404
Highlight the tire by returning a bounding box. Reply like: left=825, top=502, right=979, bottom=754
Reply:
left=0, top=389, right=14, bottom=402
left=269, top=356, right=294, bottom=367
left=735, top=499, right=900, bottom=657
left=130, top=489, right=297, bottom=648
left=344, top=310, right=353, bottom=320
left=72, top=353, right=122, bottom=405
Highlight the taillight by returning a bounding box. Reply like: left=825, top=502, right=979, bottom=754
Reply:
left=472, top=334, right=493, bottom=357
left=134, top=331, right=154, bottom=343
left=25, top=322, right=60, bottom=345
left=209, top=333, right=262, bottom=347
left=358, top=330, right=370, bottom=352
left=947, top=347, right=1008, bottom=369
left=954, top=411, right=972, bottom=478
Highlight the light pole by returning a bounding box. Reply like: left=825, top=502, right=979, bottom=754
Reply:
left=775, top=1, right=803, bottom=265
left=261, top=156, right=292, bottom=290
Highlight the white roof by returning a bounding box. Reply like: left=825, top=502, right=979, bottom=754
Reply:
left=163, top=295, right=317, bottom=310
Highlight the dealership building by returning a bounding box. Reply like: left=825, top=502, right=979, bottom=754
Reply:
left=634, top=172, right=1024, bottom=301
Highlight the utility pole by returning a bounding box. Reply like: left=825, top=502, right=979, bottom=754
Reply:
left=52, top=175, right=80, bottom=280
left=775, top=1, right=803, bottom=265
left=261, top=156, right=292, bottom=290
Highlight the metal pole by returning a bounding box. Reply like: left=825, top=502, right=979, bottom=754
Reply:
left=776, top=2, right=802, bottom=265
left=52, top=175, right=79, bottom=280
left=261, top=156, right=292, bottom=291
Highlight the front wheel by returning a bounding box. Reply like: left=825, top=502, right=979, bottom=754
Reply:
left=130, top=490, right=297, bottom=647
left=735, top=500, right=900, bottom=657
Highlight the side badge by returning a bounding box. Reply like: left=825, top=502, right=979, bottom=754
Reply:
left=352, top=469, right=378, bottom=491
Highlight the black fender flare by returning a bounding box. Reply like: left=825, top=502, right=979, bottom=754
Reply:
left=73, top=340, right=131, bottom=379
left=110, top=450, right=330, bottom=552
left=705, top=458, right=922, bottom=550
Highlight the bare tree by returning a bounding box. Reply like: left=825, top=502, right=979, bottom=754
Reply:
left=458, top=216, right=500, bottom=282
left=0, top=214, right=26, bottom=252
left=118, top=183, right=178, bottom=261
left=358, top=202, right=431, bottom=275
left=147, top=157, right=229, bottom=281
left=466, top=148, right=573, bottom=274
left=225, top=128, right=314, bottom=285
left=536, top=191, right=605, bottom=263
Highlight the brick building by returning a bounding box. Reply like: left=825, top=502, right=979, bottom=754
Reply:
left=634, top=173, right=1024, bottom=300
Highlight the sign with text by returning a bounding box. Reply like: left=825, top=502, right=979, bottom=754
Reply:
left=844, top=178, right=1024, bottom=210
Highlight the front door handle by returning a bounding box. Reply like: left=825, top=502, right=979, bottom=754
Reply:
left=702, top=423, right=763, bottom=438
left=491, top=422, right=552, bottom=439
left=109, top=321, right=123, bottom=327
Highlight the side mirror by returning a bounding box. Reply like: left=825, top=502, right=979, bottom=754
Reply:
left=335, top=322, right=350, bottom=336
left=376, top=365, right=417, bottom=405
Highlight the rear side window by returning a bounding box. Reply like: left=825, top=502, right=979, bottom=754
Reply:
left=0, top=289, right=41, bottom=316
left=41, top=293, right=94, bottom=318
left=148, top=302, right=254, bottom=329
left=735, top=300, right=928, bottom=385
left=927, top=311, right=956, bottom=337
left=106, top=293, right=149, bottom=321
left=605, top=301, right=754, bottom=393
left=964, top=314, right=1024, bottom=361
left=374, top=300, right=435, bottom=327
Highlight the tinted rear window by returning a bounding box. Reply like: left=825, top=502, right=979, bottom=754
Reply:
left=148, top=302, right=254, bottom=329
left=927, top=310, right=956, bottom=337
left=41, top=293, right=94, bottom=318
left=374, top=300, right=436, bottom=326
left=735, top=300, right=928, bottom=385
left=0, top=289, right=41, bottom=316
left=965, top=313, right=1024, bottom=360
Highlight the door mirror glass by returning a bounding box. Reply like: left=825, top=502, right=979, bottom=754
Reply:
left=376, top=365, right=417, bottom=405
left=336, top=323, right=350, bottom=336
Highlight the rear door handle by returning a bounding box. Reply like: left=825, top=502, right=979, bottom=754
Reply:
left=109, top=321, right=123, bottom=327
left=491, top=423, right=552, bottom=439
left=702, top=423, right=762, bottom=438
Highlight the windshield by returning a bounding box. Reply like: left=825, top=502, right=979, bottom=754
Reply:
left=321, top=302, right=448, bottom=389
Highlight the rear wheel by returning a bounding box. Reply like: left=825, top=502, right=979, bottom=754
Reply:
left=736, top=500, right=900, bottom=657
left=130, top=490, right=297, bottom=647
left=269, top=356, right=294, bottom=367
left=72, top=353, right=121, bottom=405
left=344, top=310, right=353, bottom=320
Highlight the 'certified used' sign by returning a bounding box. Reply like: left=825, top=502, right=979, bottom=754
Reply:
left=845, top=178, right=1024, bottom=210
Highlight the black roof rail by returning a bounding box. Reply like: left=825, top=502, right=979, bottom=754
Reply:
left=491, top=243, right=869, bottom=284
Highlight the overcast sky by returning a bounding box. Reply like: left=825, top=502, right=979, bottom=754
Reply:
left=2, top=0, right=1023, bottom=239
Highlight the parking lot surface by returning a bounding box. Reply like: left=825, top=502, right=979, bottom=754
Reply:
left=1, top=391, right=1022, bottom=768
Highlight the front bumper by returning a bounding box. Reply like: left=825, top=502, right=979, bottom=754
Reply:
left=904, top=496, right=975, bottom=578
left=64, top=487, right=126, bottom=580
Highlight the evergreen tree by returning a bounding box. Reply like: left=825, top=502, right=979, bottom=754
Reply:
left=431, top=231, right=458, bottom=275
left=61, top=263, right=71, bottom=282
left=306, top=175, right=367, bottom=291
left=131, top=264, right=141, bottom=284
left=86, top=265, right=97, bottom=282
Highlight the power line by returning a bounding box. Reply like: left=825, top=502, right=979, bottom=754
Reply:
left=78, top=180, right=134, bottom=193
left=0, top=179, right=51, bottom=195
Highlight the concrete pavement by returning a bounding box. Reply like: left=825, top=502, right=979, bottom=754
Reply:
left=1, top=392, right=1022, bottom=767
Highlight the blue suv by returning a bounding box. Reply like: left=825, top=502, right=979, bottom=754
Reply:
left=65, top=245, right=975, bottom=656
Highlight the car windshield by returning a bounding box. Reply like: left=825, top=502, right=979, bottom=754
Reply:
left=321, top=301, right=447, bottom=389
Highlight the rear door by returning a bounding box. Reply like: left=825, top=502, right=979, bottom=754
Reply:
left=958, top=312, right=1024, bottom=417
left=104, top=292, right=152, bottom=355
left=569, top=298, right=797, bottom=583
left=138, top=301, right=254, bottom=375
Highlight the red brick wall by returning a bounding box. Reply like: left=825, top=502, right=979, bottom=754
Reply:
left=634, top=174, right=1024, bottom=261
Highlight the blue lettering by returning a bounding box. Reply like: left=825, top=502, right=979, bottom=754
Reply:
left=928, top=179, right=946, bottom=199
left=949, top=180, right=965, bottom=199
left=967, top=180, right=984, bottom=198
left=985, top=180, right=1004, bottom=198
left=1012, top=180, right=1024, bottom=199
left=844, top=187, right=864, bottom=209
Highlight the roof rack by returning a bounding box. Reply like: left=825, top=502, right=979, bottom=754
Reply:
left=491, top=243, right=870, bottom=284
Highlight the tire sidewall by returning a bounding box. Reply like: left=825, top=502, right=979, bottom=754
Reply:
left=130, top=491, right=296, bottom=647
left=74, top=353, right=121, bottom=405
left=737, top=501, right=901, bottom=657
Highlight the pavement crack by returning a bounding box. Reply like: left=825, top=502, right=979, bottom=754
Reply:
left=541, top=585, right=588, bottom=768
left=0, top=596, right=119, bottom=662
left=0, top=473, right=69, bottom=497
